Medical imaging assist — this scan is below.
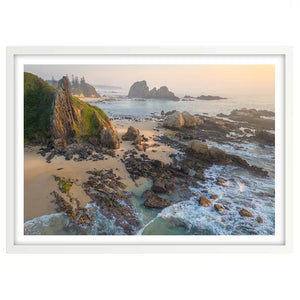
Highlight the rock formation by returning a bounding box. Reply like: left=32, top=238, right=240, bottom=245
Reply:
left=122, top=126, right=141, bottom=145
left=128, top=80, right=179, bottom=100
left=217, top=108, right=275, bottom=130
left=163, top=111, right=196, bottom=129
left=186, top=140, right=268, bottom=176
left=52, top=77, right=78, bottom=151
left=24, top=72, right=120, bottom=150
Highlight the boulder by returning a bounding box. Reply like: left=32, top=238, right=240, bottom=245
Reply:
left=122, top=126, right=141, bottom=145
left=256, top=216, right=263, bottom=223
left=186, top=140, right=209, bottom=159
left=151, top=180, right=167, bottom=193
left=163, top=111, right=184, bottom=129
left=214, top=204, right=227, bottom=215
left=144, top=194, right=171, bottom=209
left=199, top=197, right=212, bottom=207
left=182, top=111, right=196, bottom=127
left=239, top=209, right=253, bottom=217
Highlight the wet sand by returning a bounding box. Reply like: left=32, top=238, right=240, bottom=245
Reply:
left=24, top=120, right=175, bottom=222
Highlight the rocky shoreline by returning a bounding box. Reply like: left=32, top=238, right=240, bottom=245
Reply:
left=25, top=107, right=274, bottom=235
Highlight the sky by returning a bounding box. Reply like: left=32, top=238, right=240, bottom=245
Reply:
left=24, top=64, right=275, bottom=98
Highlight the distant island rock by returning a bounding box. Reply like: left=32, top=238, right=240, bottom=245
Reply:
left=47, top=76, right=100, bottom=98
left=128, top=80, right=179, bottom=100
left=183, top=95, right=227, bottom=100
left=197, top=95, right=227, bottom=100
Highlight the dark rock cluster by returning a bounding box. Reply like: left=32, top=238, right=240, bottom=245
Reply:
left=82, top=169, right=140, bottom=234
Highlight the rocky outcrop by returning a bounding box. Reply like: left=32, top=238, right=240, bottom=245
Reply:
left=122, top=126, right=141, bottom=145
left=186, top=140, right=268, bottom=176
left=52, top=76, right=120, bottom=151
left=128, top=80, right=179, bottom=100
left=163, top=111, right=196, bottom=129
left=218, top=108, right=275, bottom=130
left=25, top=73, right=120, bottom=150
left=128, top=80, right=150, bottom=98
left=52, top=77, right=78, bottom=151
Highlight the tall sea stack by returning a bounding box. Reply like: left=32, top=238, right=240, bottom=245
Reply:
left=52, top=76, right=78, bottom=151
left=24, top=72, right=120, bottom=150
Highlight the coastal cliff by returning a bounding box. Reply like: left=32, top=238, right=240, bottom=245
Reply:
left=128, top=80, right=179, bottom=100
left=24, top=72, right=119, bottom=149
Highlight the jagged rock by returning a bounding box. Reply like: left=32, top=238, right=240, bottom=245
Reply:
left=52, top=76, right=78, bottom=151
left=210, top=194, right=218, bottom=199
left=122, top=126, right=141, bottom=145
left=144, top=194, right=171, bottom=209
left=151, top=86, right=179, bottom=100
left=239, top=209, right=253, bottom=217
left=199, top=197, right=212, bottom=207
left=51, top=76, right=120, bottom=151
left=128, top=80, right=179, bottom=100
left=128, top=80, right=150, bottom=98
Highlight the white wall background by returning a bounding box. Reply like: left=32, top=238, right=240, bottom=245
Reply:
left=0, top=1, right=299, bottom=300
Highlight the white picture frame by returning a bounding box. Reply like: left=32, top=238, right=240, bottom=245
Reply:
left=6, top=46, right=293, bottom=253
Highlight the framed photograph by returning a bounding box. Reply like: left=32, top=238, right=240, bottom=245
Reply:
left=6, top=47, right=292, bottom=253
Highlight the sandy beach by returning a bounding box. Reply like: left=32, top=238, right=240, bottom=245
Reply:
left=24, top=120, right=175, bottom=222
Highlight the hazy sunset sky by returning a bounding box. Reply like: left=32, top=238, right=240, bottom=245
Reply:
left=24, top=64, right=275, bottom=98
